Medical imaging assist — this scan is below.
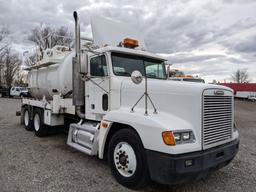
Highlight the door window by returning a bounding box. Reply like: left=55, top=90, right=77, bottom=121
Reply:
left=90, top=55, right=107, bottom=77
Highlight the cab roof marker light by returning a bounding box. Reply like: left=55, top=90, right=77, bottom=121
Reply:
left=122, top=38, right=139, bottom=48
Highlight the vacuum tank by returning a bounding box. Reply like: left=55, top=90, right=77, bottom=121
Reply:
left=26, top=46, right=74, bottom=100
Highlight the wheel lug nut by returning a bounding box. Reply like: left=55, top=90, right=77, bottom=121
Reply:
left=118, top=166, right=121, bottom=169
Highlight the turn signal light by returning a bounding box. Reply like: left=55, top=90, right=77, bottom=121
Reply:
left=162, top=131, right=176, bottom=146
left=123, top=38, right=139, bottom=48
left=100, top=121, right=109, bottom=129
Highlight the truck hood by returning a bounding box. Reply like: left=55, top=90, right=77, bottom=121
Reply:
left=121, top=79, right=232, bottom=114
left=120, top=79, right=232, bottom=142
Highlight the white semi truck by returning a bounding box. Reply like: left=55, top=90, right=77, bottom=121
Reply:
left=18, top=12, right=239, bottom=189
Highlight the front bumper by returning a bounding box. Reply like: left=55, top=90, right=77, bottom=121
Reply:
left=146, top=139, right=239, bottom=185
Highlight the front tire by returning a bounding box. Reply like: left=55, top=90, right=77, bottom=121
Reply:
left=33, top=108, right=48, bottom=137
left=108, top=129, right=149, bottom=189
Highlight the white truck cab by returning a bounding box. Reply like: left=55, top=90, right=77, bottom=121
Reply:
left=18, top=12, right=239, bottom=189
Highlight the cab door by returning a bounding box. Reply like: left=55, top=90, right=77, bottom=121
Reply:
left=86, top=54, right=110, bottom=120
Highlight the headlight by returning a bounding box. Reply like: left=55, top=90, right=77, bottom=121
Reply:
left=173, top=132, right=181, bottom=141
left=182, top=132, right=190, bottom=140
left=173, top=130, right=195, bottom=144
left=162, top=130, right=195, bottom=146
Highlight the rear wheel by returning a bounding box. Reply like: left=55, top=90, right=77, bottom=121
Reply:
left=22, top=106, right=33, bottom=131
left=108, top=129, right=149, bottom=189
left=33, top=108, right=48, bottom=137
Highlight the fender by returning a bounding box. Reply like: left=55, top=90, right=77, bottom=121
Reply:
left=98, top=108, right=200, bottom=159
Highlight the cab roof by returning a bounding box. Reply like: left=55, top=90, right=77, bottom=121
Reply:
left=92, top=46, right=167, bottom=61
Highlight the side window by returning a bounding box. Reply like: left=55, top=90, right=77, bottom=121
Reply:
left=16, top=88, right=20, bottom=91
left=90, top=55, right=107, bottom=77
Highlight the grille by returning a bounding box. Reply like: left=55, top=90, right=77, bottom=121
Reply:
left=203, top=95, right=233, bottom=149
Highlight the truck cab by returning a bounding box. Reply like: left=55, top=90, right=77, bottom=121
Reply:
left=10, top=86, right=28, bottom=97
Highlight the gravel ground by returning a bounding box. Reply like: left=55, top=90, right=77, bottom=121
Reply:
left=0, top=98, right=255, bottom=192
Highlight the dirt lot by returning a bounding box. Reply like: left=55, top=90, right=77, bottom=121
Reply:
left=0, top=98, right=255, bottom=192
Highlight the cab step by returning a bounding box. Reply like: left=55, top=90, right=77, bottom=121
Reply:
left=67, top=120, right=100, bottom=156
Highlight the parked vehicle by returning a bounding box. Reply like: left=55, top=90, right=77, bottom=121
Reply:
left=248, top=95, right=256, bottom=102
left=10, top=86, right=28, bottom=97
left=17, top=12, right=239, bottom=189
left=0, top=85, right=10, bottom=97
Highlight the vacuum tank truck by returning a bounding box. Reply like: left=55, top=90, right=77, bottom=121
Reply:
left=18, top=12, right=239, bottom=189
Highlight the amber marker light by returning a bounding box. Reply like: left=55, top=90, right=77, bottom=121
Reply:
left=123, top=38, right=139, bottom=48
left=162, top=131, right=176, bottom=146
left=101, top=121, right=109, bottom=129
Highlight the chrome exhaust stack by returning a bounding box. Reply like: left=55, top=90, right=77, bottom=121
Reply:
left=73, top=11, right=85, bottom=118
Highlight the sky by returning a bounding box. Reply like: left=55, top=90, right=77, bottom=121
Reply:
left=0, top=0, right=256, bottom=83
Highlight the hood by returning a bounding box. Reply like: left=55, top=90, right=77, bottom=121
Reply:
left=121, top=79, right=232, bottom=113
left=120, top=79, right=232, bottom=137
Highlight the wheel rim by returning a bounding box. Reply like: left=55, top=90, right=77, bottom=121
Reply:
left=114, top=142, right=137, bottom=177
left=34, top=113, right=40, bottom=131
left=24, top=110, right=29, bottom=127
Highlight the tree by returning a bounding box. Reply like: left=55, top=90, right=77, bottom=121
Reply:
left=1, top=47, right=21, bottom=87
left=231, top=69, right=250, bottom=83
left=27, top=24, right=73, bottom=63
left=26, top=25, right=73, bottom=66
left=0, top=27, right=11, bottom=85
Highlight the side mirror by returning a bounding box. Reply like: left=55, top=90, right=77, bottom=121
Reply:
left=131, top=70, right=143, bottom=84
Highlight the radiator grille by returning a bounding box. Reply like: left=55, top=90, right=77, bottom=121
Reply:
left=203, top=95, right=233, bottom=149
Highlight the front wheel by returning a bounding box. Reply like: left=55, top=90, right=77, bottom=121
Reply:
left=108, top=129, right=149, bottom=189
left=33, top=108, right=48, bottom=137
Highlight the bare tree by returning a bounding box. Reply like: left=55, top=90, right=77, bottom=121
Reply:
left=26, top=25, right=73, bottom=66
left=0, top=27, right=11, bottom=85
left=51, top=26, right=73, bottom=47
left=231, top=69, right=250, bottom=83
left=1, top=47, right=21, bottom=87
left=27, top=24, right=73, bottom=61
left=23, top=51, right=39, bottom=66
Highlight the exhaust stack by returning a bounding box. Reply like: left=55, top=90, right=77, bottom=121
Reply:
left=73, top=11, right=85, bottom=118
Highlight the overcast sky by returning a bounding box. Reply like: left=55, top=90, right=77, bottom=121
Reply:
left=0, top=0, right=256, bottom=82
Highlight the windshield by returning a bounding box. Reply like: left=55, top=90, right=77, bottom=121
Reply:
left=111, top=53, right=167, bottom=79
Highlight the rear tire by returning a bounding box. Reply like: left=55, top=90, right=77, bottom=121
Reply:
left=33, top=108, right=48, bottom=137
left=22, top=106, right=33, bottom=131
left=108, top=129, right=149, bottom=189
